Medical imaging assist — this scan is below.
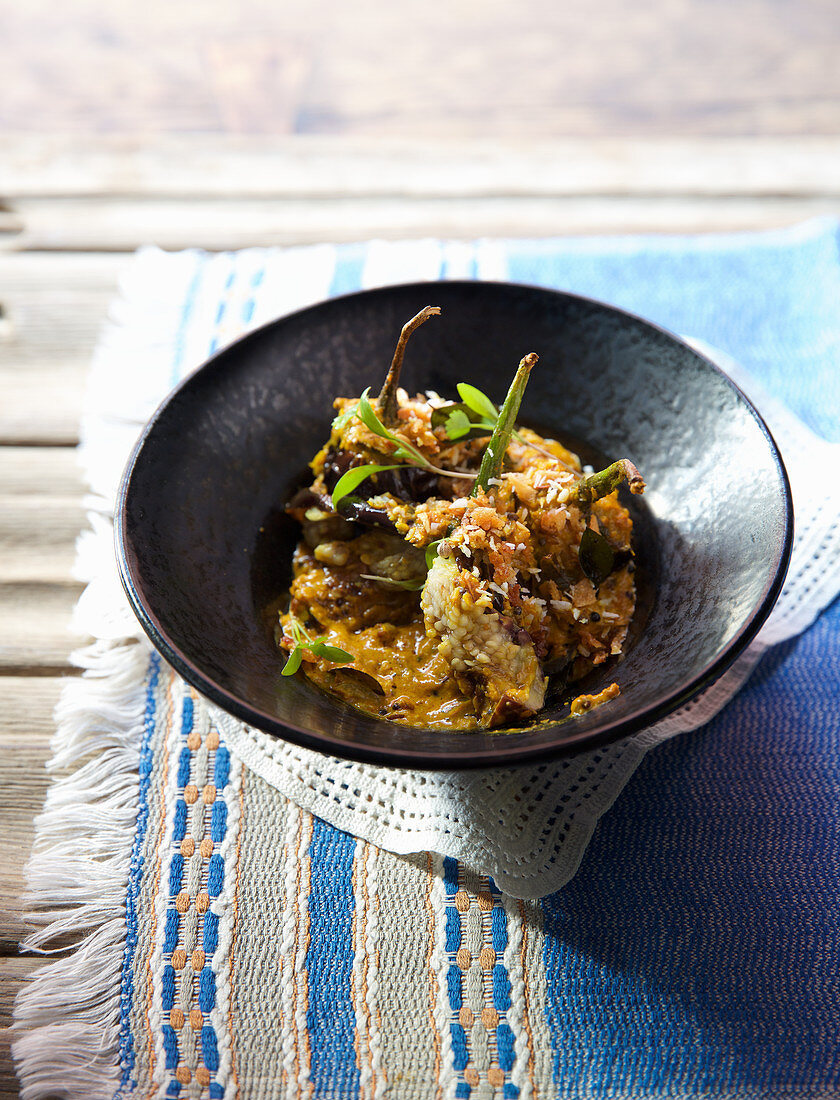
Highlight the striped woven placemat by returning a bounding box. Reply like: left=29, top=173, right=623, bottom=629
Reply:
left=14, top=226, right=840, bottom=1098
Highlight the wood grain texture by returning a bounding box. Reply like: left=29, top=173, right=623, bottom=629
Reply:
left=6, top=194, right=840, bottom=253
left=0, top=958, right=40, bottom=1099
left=0, top=680, right=63, bottom=953
left=0, top=252, right=123, bottom=444
left=0, top=955, right=46, bottom=1098
left=0, top=447, right=87, bottom=664
left=0, top=682, right=93, bottom=1100
left=2, top=138, right=840, bottom=258
left=0, top=499, right=84, bottom=585
left=5, top=135, right=840, bottom=198
left=0, top=448, right=85, bottom=500
left=1, top=0, right=840, bottom=137
left=0, top=584, right=85, bottom=672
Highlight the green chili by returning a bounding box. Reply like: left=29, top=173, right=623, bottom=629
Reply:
left=472, top=352, right=538, bottom=495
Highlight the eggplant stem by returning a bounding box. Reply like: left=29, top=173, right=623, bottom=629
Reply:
left=379, top=306, right=441, bottom=425
left=472, top=352, right=538, bottom=496
left=573, top=459, right=645, bottom=507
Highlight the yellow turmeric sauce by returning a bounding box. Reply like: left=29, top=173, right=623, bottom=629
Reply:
left=300, top=615, right=480, bottom=729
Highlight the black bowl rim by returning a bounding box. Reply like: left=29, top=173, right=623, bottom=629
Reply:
left=115, top=279, right=794, bottom=769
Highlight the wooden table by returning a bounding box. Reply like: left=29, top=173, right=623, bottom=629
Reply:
left=1, top=133, right=838, bottom=1096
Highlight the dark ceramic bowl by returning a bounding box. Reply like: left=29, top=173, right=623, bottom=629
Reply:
left=116, top=281, right=792, bottom=769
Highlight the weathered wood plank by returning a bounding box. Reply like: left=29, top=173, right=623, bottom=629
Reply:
left=0, top=957, right=43, bottom=1025
left=4, top=136, right=840, bottom=198
left=5, top=194, right=840, bottom=254
left=0, top=499, right=84, bottom=586
left=0, top=252, right=122, bottom=444
left=0, top=584, right=86, bottom=672
left=1, top=954, right=62, bottom=1096
left=1, top=776, right=48, bottom=954
left=0, top=373, right=84, bottom=446
left=0, top=250, right=122, bottom=347
left=0, top=448, right=85, bottom=500
left=0, top=450, right=86, bottom=586
left=2, top=0, right=839, bottom=139
left=0, top=681, right=63, bottom=956
left=0, top=678, right=65, bottom=742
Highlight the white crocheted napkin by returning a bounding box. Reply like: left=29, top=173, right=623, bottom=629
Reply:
left=81, top=246, right=840, bottom=899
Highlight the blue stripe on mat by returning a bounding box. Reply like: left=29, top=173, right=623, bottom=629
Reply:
left=115, top=251, right=204, bottom=1096
left=306, top=819, right=359, bottom=1098
left=329, top=245, right=369, bottom=299
left=540, top=598, right=840, bottom=1097
left=170, top=255, right=205, bottom=388
left=503, top=219, right=840, bottom=442
left=114, top=651, right=161, bottom=1096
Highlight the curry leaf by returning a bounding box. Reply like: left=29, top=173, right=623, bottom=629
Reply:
left=331, top=463, right=400, bottom=508
left=578, top=527, right=615, bottom=588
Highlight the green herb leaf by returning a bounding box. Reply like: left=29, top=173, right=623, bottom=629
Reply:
left=425, top=539, right=442, bottom=569
left=282, top=618, right=355, bottom=676
left=457, top=382, right=499, bottom=421
left=311, top=642, right=355, bottom=663
left=449, top=383, right=547, bottom=452
left=361, top=573, right=425, bottom=590
left=355, top=391, right=433, bottom=468
left=330, top=391, right=478, bottom=482
left=332, top=401, right=361, bottom=433
left=281, top=646, right=304, bottom=676
left=331, top=463, right=400, bottom=508
left=578, top=527, right=616, bottom=588
left=388, top=577, right=425, bottom=591
left=357, top=389, right=393, bottom=440
left=444, top=408, right=473, bottom=439
left=430, top=402, right=458, bottom=429
left=431, top=402, right=493, bottom=437
left=390, top=446, right=416, bottom=463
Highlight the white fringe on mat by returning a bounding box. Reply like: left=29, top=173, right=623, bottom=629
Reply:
left=11, top=247, right=186, bottom=1100
left=11, top=637, right=150, bottom=1100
